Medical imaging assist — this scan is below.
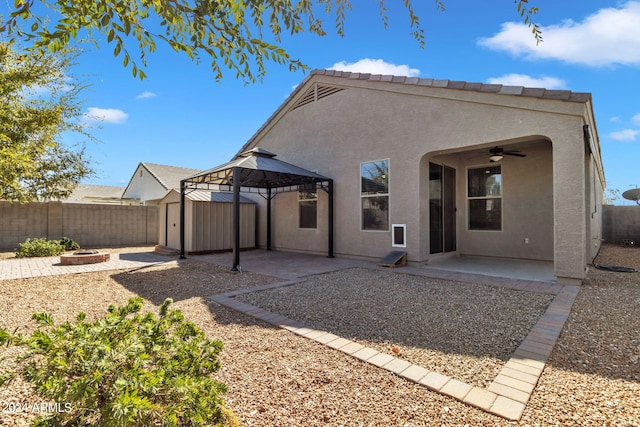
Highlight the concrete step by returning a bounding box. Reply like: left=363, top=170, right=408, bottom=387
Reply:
left=154, top=245, right=180, bottom=256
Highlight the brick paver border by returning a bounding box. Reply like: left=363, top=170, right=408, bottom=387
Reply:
left=209, top=271, right=579, bottom=421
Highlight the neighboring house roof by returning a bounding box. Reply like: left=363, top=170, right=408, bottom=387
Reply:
left=64, top=184, right=125, bottom=203
left=121, top=162, right=202, bottom=201
left=138, top=162, right=202, bottom=191
left=237, top=69, right=594, bottom=156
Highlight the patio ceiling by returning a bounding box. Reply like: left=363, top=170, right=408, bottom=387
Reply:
left=179, top=148, right=334, bottom=269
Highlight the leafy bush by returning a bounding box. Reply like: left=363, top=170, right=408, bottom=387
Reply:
left=0, top=298, right=237, bottom=426
left=14, top=237, right=80, bottom=257
left=59, top=236, right=80, bottom=251
left=14, top=237, right=65, bottom=258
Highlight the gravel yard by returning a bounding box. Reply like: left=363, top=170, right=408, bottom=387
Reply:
left=237, top=268, right=554, bottom=388
left=0, top=244, right=639, bottom=426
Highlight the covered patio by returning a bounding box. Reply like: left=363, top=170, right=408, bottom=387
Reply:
left=179, top=148, right=334, bottom=270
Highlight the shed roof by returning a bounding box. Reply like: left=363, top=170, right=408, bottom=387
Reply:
left=183, top=190, right=254, bottom=203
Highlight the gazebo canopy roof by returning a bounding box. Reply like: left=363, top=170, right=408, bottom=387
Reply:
left=178, top=148, right=335, bottom=267
left=182, top=148, right=331, bottom=192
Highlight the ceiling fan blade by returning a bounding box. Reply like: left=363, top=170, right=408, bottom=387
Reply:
left=504, top=152, right=526, bottom=157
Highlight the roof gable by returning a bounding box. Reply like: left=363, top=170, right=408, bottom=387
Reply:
left=236, top=69, right=593, bottom=156
left=121, top=162, right=203, bottom=200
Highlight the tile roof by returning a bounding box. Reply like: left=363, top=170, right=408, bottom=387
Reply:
left=66, top=184, right=124, bottom=201
left=236, top=69, right=592, bottom=156
left=310, top=69, right=592, bottom=102
left=141, top=163, right=203, bottom=190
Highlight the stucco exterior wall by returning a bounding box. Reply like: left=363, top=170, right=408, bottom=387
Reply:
left=244, top=76, right=600, bottom=281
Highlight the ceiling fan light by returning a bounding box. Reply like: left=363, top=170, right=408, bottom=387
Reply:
left=489, top=154, right=503, bottom=162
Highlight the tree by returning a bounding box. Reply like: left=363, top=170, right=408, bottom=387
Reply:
left=0, top=41, right=93, bottom=202
left=1, top=0, right=541, bottom=83
left=604, top=188, right=621, bottom=205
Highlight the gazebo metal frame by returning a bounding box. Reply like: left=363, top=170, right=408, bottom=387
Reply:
left=179, top=148, right=334, bottom=270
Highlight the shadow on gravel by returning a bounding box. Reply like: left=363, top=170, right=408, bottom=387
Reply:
left=111, top=258, right=280, bottom=307
left=111, top=245, right=640, bottom=385
left=112, top=257, right=555, bottom=387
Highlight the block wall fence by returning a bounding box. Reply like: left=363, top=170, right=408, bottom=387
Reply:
left=1, top=202, right=637, bottom=252
left=0, top=201, right=158, bottom=250
left=602, top=205, right=640, bottom=246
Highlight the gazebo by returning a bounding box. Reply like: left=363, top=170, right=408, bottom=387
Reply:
left=179, top=148, right=334, bottom=270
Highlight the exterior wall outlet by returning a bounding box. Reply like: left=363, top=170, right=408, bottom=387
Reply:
left=524, top=237, right=530, bottom=244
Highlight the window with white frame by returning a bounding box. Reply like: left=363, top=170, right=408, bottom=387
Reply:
left=298, top=190, right=317, bottom=229
left=361, top=159, right=389, bottom=231
left=468, top=165, right=502, bottom=231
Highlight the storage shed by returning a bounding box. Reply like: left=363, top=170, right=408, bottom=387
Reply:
left=159, top=189, right=256, bottom=253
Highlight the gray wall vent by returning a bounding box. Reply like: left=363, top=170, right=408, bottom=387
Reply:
left=292, top=83, right=345, bottom=110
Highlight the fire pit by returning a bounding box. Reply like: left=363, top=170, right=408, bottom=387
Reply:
left=60, top=250, right=110, bottom=265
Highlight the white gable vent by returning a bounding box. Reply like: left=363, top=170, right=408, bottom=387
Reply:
left=291, top=83, right=345, bottom=110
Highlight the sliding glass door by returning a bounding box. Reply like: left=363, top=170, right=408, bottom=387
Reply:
left=429, top=162, right=456, bottom=254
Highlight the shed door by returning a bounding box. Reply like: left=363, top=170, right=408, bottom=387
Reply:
left=166, top=203, right=181, bottom=249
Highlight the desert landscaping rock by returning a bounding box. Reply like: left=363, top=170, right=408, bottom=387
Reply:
left=0, top=244, right=639, bottom=426
left=237, top=268, right=554, bottom=388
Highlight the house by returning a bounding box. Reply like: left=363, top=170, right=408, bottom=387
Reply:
left=63, top=184, right=132, bottom=204
left=122, top=163, right=202, bottom=205
left=187, top=70, right=605, bottom=284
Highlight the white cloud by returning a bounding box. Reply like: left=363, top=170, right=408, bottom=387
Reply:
left=136, top=91, right=157, bottom=99
left=610, top=116, right=621, bottom=123
left=608, top=129, right=640, bottom=141
left=478, top=1, right=640, bottom=67
left=329, top=58, right=420, bottom=77
left=632, top=113, right=640, bottom=126
left=486, top=73, right=566, bottom=89
left=83, top=107, right=128, bottom=125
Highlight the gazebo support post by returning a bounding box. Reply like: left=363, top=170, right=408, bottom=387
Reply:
left=328, top=179, right=334, bottom=258
left=179, top=181, right=186, bottom=259
left=232, top=167, right=241, bottom=271
left=266, top=187, right=272, bottom=250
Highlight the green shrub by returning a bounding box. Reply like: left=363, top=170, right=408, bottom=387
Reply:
left=14, top=238, right=65, bottom=258
left=0, top=298, right=236, bottom=427
left=13, top=237, right=81, bottom=257
left=59, top=236, right=80, bottom=251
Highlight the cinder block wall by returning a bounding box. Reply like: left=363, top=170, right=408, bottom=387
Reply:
left=0, top=201, right=158, bottom=250
left=602, top=205, right=640, bottom=244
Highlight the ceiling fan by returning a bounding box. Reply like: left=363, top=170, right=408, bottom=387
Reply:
left=488, top=146, right=526, bottom=162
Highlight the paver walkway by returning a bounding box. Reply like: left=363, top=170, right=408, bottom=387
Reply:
left=0, top=251, right=177, bottom=280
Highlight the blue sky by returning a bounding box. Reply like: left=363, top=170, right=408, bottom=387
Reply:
left=47, top=1, right=640, bottom=204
